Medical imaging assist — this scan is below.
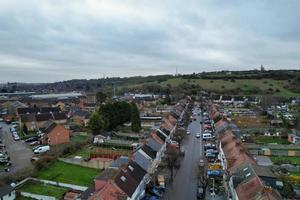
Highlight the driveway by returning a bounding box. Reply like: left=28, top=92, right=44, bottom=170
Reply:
left=163, top=107, right=204, bottom=200
left=0, top=122, right=34, bottom=179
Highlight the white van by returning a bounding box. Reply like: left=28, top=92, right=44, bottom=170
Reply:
left=202, top=133, right=213, bottom=140
left=34, top=145, right=50, bottom=154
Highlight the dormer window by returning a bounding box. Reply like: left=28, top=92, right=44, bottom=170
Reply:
left=128, top=165, right=134, bottom=171
left=121, top=176, right=126, bottom=182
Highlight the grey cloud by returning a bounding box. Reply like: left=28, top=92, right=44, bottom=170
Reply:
left=0, top=0, right=299, bottom=83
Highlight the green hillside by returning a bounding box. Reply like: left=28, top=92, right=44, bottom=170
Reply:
left=118, top=77, right=300, bottom=97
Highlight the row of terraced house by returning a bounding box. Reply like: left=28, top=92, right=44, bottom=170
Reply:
left=80, top=97, right=191, bottom=200
left=209, top=104, right=283, bottom=200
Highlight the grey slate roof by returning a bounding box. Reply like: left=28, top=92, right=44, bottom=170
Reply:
left=147, top=138, right=163, bottom=152
left=134, top=151, right=151, bottom=172
left=126, top=160, right=147, bottom=183
left=141, top=145, right=157, bottom=159
left=109, top=156, right=129, bottom=169
left=0, top=184, right=14, bottom=197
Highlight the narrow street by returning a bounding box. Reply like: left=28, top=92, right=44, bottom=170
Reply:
left=163, top=108, right=203, bottom=200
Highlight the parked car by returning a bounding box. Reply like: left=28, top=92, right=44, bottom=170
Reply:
left=25, top=137, right=39, bottom=143
left=34, top=145, right=50, bottom=154
left=180, top=146, right=185, bottom=156
left=11, top=124, right=17, bottom=129
left=202, top=133, right=213, bottom=140
left=0, top=153, right=9, bottom=163
left=13, top=134, right=20, bottom=141
left=197, top=186, right=205, bottom=199
left=168, top=140, right=179, bottom=145
left=174, top=159, right=181, bottom=169
left=31, top=156, right=40, bottom=162
left=186, top=130, right=190, bottom=135
left=30, top=141, right=39, bottom=146
left=149, top=187, right=163, bottom=197
left=32, top=145, right=43, bottom=152
left=199, top=159, right=205, bottom=167
left=205, top=152, right=217, bottom=158
left=205, top=149, right=218, bottom=154
left=204, top=143, right=216, bottom=150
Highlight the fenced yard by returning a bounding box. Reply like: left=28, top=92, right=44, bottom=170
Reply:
left=36, top=161, right=99, bottom=186
left=18, top=180, right=68, bottom=199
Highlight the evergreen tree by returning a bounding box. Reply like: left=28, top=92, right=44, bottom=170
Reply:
left=88, top=111, right=107, bottom=134
left=130, top=102, right=141, bottom=132
left=96, top=91, right=107, bottom=104
left=23, top=123, right=28, bottom=135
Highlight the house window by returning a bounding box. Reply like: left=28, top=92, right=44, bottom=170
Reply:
left=128, top=165, right=134, bottom=171
left=121, top=176, right=126, bottom=182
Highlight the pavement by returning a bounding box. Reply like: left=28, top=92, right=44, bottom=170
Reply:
left=163, top=107, right=203, bottom=200
left=0, top=122, right=33, bottom=179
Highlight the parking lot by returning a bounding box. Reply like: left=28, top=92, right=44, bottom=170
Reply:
left=0, top=122, right=34, bottom=179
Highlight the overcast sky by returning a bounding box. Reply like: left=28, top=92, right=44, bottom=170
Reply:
left=0, top=0, right=300, bottom=83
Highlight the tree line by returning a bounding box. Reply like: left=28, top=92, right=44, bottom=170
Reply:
left=88, top=101, right=141, bottom=134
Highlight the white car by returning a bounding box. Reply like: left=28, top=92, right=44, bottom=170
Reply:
left=186, top=130, right=191, bottom=135
left=196, top=133, right=201, bottom=138
left=34, top=145, right=50, bottom=154
left=13, top=134, right=20, bottom=141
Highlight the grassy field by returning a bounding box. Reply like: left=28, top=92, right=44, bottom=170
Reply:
left=117, top=77, right=300, bottom=97
left=254, top=136, right=290, bottom=144
left=18, top=181, right=68, bottom=199
left=270, top=156, right=300, bottom=165
left=36, top=161, right=99, bottom=186
left=161, top=78, right=300, bottom=96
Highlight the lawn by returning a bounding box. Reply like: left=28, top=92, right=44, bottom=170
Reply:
left=254, top=136, right=290, bottom=144
left=36, top=161, right=99, bottom=186
left=19, top=181, right=68, bottom=199
left=70, top=133, right=89, bottom=143
left=270, top=156, right=300, bottom=165
left=66, top=147, right=92, bottom=159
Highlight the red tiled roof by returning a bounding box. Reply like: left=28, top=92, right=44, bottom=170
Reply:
left=236, top=176, right=264, bottom=200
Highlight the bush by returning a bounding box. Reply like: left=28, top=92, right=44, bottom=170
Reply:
left=33, top=155, right=57, bottom=171
left=210, top=80, right=214, bottom=83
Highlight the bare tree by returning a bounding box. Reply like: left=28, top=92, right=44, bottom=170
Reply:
left=165, top=148, right=179, bottom=182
